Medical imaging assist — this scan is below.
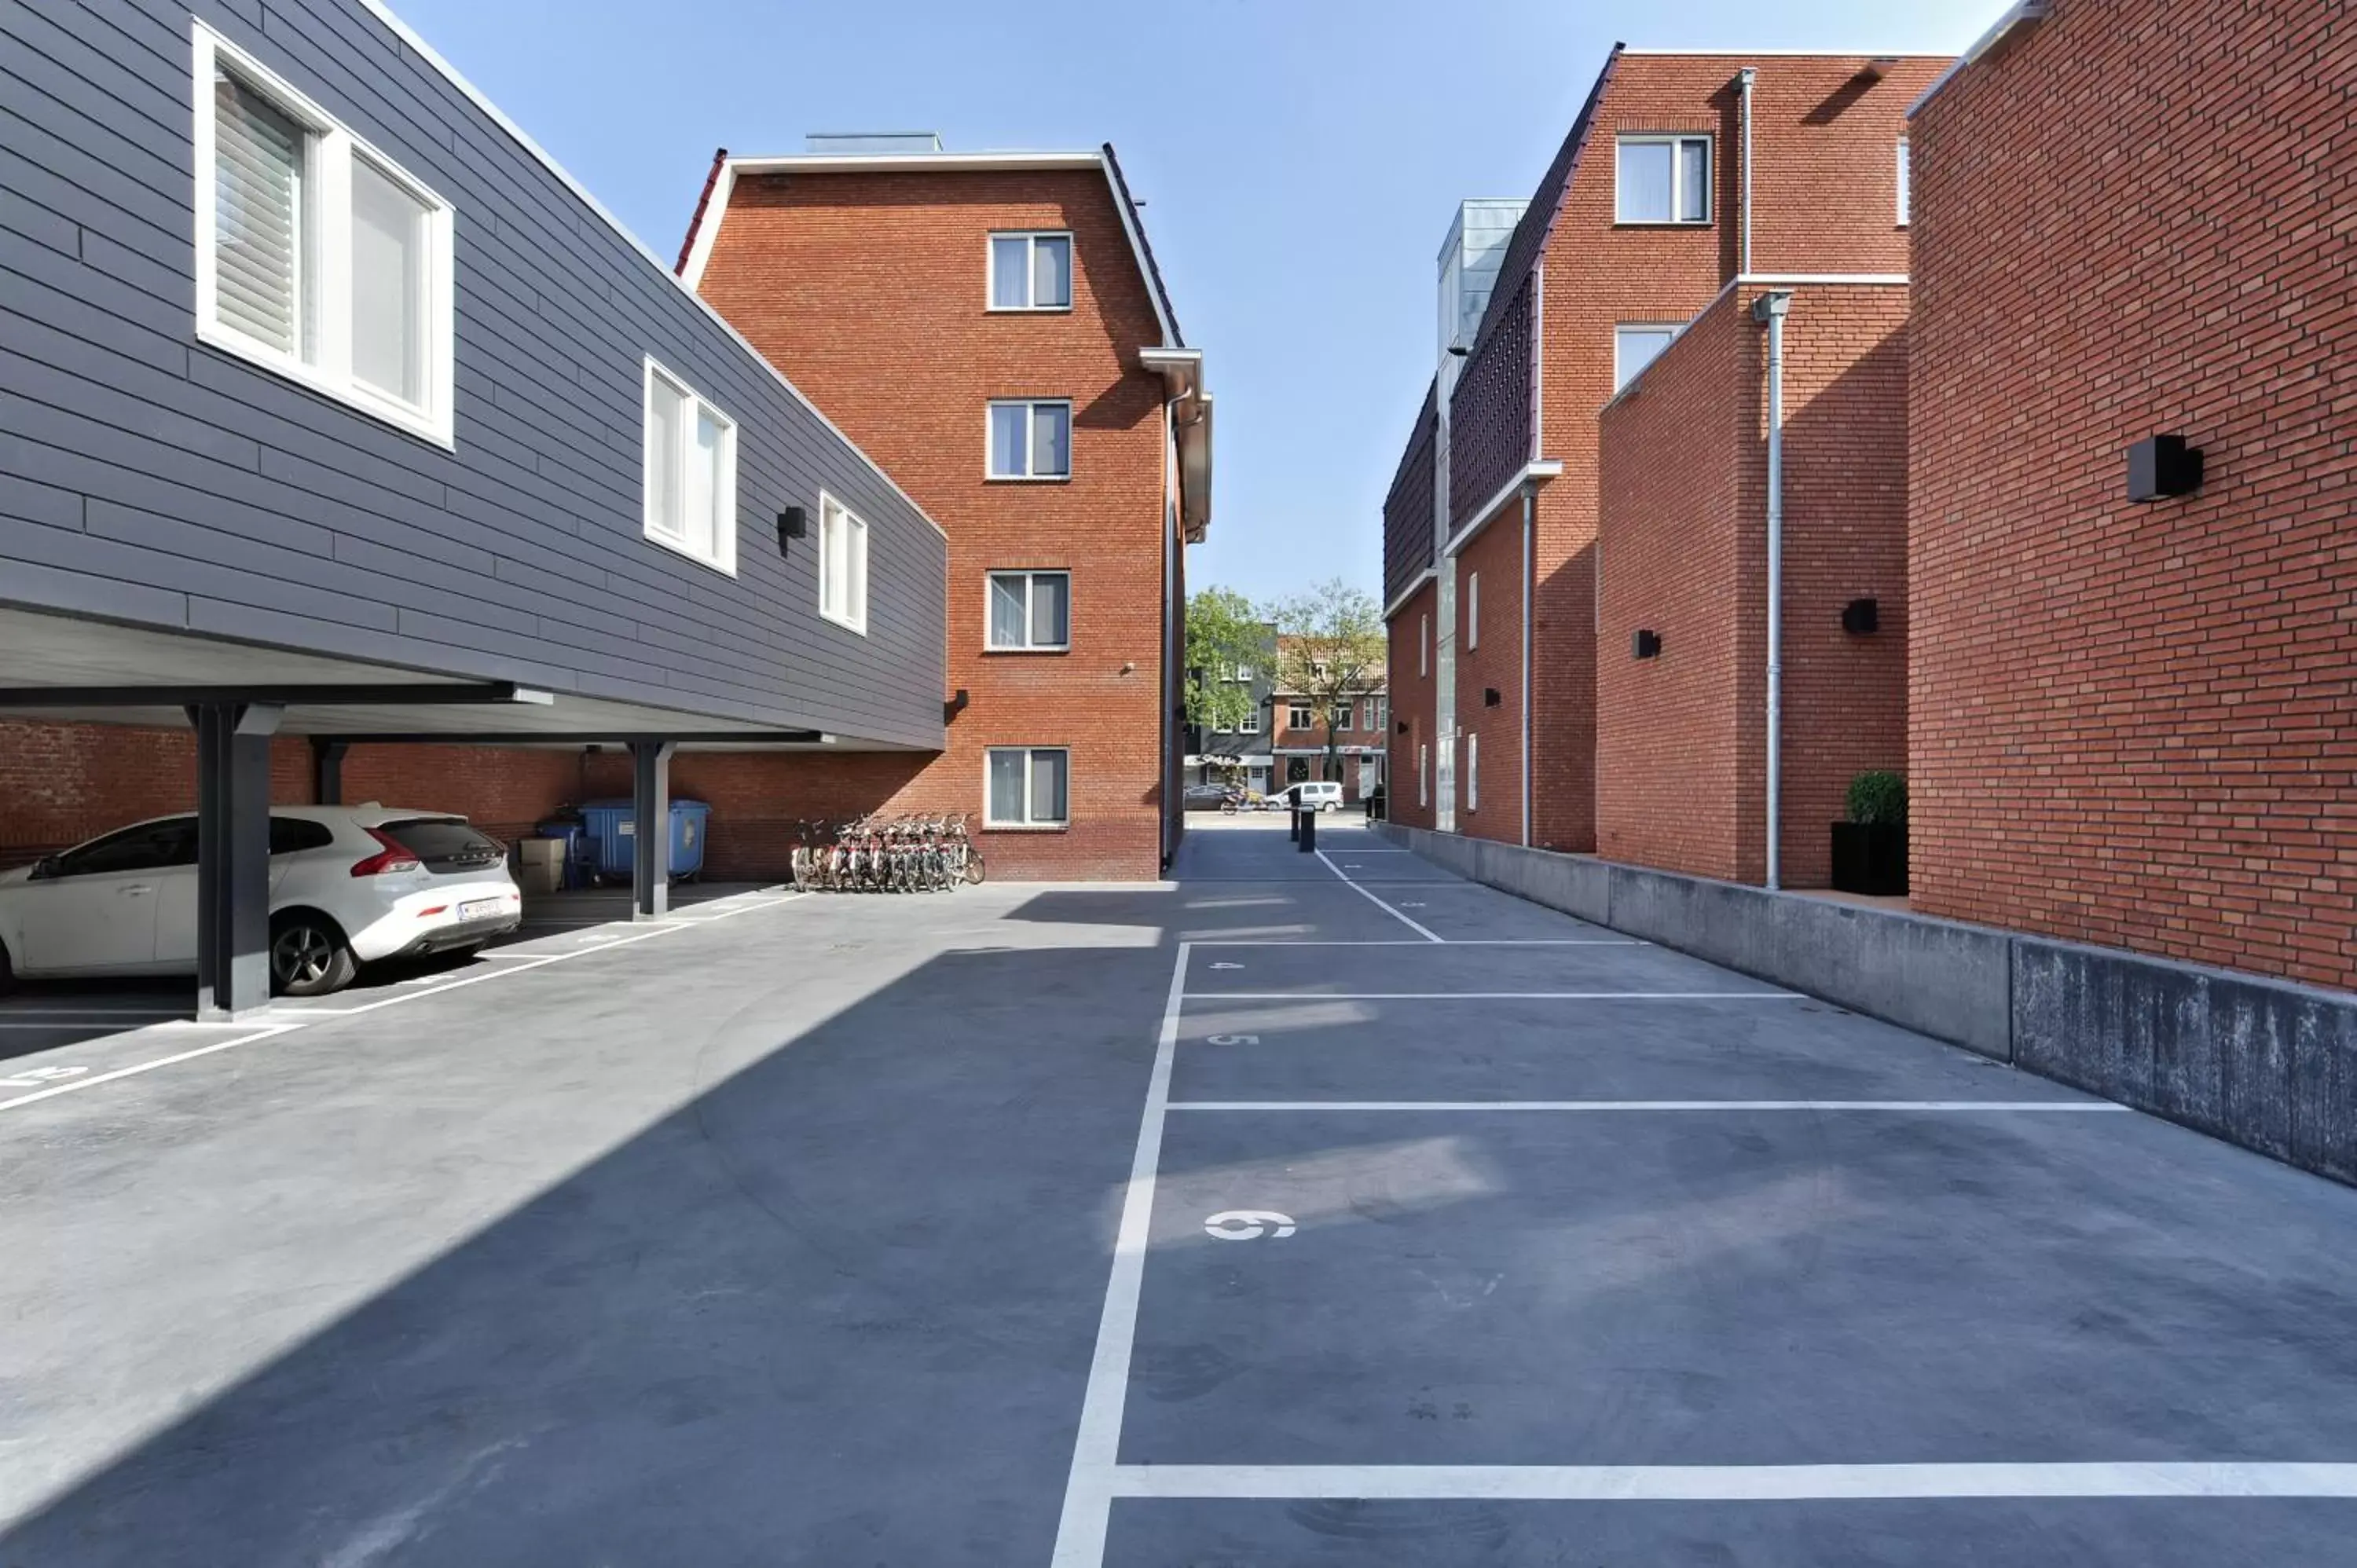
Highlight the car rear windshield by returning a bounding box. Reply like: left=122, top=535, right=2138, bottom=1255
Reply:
left=379, top=818, right=505, bottom=871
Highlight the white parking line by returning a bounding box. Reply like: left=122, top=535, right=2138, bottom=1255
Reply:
left=1051, top=940, right=1192, bottom=1566
left=1188, top=940, right=1642, bottom=948
left=1186, top=991, right=1803, bottom=1002
left=1107, top=1462, right=2357, bottom=1501
left=1168, top=1101, right=2128, bottom=1113
left=0, top=1025, right=302, bottom=1113
left=1314, top=850, right=1443, bottom=943
left=0, top=892, right=812, bottom=1117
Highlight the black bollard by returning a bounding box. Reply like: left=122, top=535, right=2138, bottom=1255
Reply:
left=1299, top=807, right=1317, bottom=853
left=1288, top=807, right=1300, bottom=843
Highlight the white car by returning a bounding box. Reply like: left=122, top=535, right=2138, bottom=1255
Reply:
left=0, top=804, right=523, bottom=998
left=1274, top=781, right=1345, bottom=812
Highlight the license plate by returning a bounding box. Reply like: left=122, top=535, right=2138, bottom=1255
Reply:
left=459, top=898, right=504, bottom=921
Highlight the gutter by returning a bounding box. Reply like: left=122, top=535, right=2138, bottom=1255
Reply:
left=1440, top=460, right=1564, bottom=560
left=1910, top=0, right=2051, bottom=119
left=1141, top=349, right=1213, bottom=542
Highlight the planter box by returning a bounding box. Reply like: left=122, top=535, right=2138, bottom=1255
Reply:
left=1830, top=822, right=1908, bottom=896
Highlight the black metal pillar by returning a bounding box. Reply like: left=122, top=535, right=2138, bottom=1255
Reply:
left=190, top=701, right=283, bottom=1019
left=311, top=738, right=348, bottom=805
left=1298, top=808, right=1317, bottom=853
left=630, top=739, right=676, bottom=920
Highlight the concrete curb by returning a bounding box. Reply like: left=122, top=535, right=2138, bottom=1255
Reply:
left=1376, top=822, right=2357, bottom=1186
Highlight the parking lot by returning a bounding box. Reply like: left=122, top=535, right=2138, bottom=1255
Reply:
left=4, top=821, right=2356, bottom=1565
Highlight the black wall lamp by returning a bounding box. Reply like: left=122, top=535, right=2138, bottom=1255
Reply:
left=944, top=687, right=970, bottom=724
left=1842, top=598, right=1880, bottom=635
left=1396, top=719, right=1410, bottom=735
left=2127, top=435, right=2203, bottom=502
left=1633, top=630, right=1662, bottom=660
left=775, top=505, right=808, bottom=557
left=1483, top=687, right=1501, bottom=707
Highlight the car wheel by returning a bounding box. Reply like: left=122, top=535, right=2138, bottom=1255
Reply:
left=270, top=911, right=357, bottom=997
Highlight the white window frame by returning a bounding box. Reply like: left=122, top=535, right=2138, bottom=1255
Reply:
left=1288, top=702, right=1314, bottom=731
left=191, top=22, right=456, bottom=447
left=1467, top=572, right=1481, bottom=651
left=1235, top=706, right=1260, bottom=735
left=1615, top=324, right=1685, bottom=394
left=985, top=568, right=1071, bottom=652
left=984, top=746, right=1070, bottom=830
left=640, top=357, right=739, bottom=575
left=986, top=230, right=1074, bottom=313
left=1332, top=704, right=1352, bottom=733
left=1897, top=138, right=1912, bottom=227
left=818, top=490, right=867, bottom=632
left=986, top=399, right=1074, bottom=481
left=1467, top=732, right=1479, bottom=812
left=1420, top=612, right=1430, bottom=676
left=1615, top=134, right=1712, bottom=226
left=1418, top=742, right=1429, bottom=807
left=1363, top=697, right=1379, bottom=731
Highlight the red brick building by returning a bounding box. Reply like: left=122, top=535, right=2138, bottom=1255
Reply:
left=1383, top=50, right=1939, bottom=855
left=1908, top=0, right=2355, bottom=988
left=1596, top=280, right=1909, bottom=885
left=681, top=141, right=1210, bottom=881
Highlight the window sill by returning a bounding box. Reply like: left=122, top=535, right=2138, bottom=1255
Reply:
left=985, top=474, right=1074, bottom=484
left=982, top=822, right=1069, bottom=833
left=985, top=305, right=1076, bottom=315
left=982, top=645, right=1070, bottom=656
left=1611, top=220, right=1713, bottom=229
left=641, top=525, right=739, bottom=578
left=820, top=607, right=869, bottom=636
left=196, top=320, right=455, bottom=449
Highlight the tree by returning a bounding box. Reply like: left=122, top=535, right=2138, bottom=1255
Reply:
left=1184, top=586, right=1270, bottom=749
left=1270, top=579, right=1386, bottom=788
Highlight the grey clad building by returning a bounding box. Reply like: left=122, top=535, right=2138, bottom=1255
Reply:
left=1, top=0, right=948, bottom=1013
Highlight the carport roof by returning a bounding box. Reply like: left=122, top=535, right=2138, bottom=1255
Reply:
left=0, top=606, right=931, bottom=749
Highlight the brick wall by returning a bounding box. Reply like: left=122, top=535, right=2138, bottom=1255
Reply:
left=1596, top=294, right=1750, bottom=880
left=1386, top=582, right=1436, bottom=830
left=0, top=720, right=925, bottom=885
left=1596, top=283, right=1909, bottom=886
left=695, top=168, right=1173, bottom=881
left=1909, top=0, right=2357, bottom=987
left=1453, top=507, right=1527, bottom=842
left=1462, top=52, right=1941, bottom=855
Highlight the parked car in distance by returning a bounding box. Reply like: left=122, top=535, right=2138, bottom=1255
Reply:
left=0, top=804, right=523, bottom=998
left=1182, top=783, right=1240, bottom=812
left=1271, top=781, right=1345, bottom=813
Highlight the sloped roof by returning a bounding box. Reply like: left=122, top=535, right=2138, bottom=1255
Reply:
left=1463, top=46, right=1623, bottom=357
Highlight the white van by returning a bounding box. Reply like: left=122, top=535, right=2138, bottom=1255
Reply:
left=1276, top=781, right=1344, bottom=813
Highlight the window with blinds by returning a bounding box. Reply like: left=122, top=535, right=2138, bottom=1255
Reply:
left=641, top=359, right=738, bottom=573
left=820, top=494, right=869, bottom=632
left=192, top=25, right=455, bottom=445
left=211, top=71, right=306, bottom=357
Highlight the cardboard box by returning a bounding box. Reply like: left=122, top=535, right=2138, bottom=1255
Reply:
left=517, top=837, right=565, bottom=895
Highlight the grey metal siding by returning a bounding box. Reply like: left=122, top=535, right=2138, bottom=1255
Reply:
left=0, top=0, right=948, bottom=747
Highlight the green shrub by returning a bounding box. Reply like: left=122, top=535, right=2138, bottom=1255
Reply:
left=1846, top=771, right=1908, bottom=826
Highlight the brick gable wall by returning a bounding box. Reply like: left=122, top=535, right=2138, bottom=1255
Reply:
left=1909, top=0, right=2357, bottom=987
left=694, top=168, right=1174, bottom=880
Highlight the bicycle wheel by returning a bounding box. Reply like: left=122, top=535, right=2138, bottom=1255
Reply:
left=962, top=848, right=987, bottom=886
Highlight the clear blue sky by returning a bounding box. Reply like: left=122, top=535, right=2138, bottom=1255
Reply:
left=393, top=0, right=1996, bottom=604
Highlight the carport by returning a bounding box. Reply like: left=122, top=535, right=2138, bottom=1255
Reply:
left=0, top=608, right=893, bottom=1020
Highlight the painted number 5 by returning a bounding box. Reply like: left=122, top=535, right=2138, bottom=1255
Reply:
left=1204, top=1034, right=1259, bottom=1046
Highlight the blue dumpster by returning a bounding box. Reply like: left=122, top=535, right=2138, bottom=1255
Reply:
left=578, top=799, right=710, bottom=883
